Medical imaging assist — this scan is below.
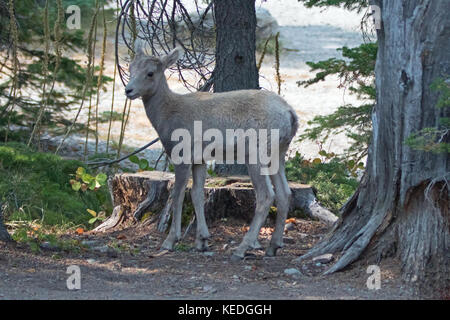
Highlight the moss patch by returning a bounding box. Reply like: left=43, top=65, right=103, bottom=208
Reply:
left=0, top=142, right=111, bottom=228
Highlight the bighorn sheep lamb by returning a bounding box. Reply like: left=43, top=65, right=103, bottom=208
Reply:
left=125, top=45, right=298, bottom=259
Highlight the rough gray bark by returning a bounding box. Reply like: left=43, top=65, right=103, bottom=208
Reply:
left=0, top=202, right=12, bottom=242
left=213, top=0, right=259, bottom=175
left=94, top=171, right=337, bottom=232
left=213, top=0, right=259, bottom=92
left=295, top=0, right=449, bottom=296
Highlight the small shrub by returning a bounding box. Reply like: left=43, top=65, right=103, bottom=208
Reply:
left=286, top=152, right=359, bottom=213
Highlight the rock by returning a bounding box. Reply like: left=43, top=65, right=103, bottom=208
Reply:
left=92, top=245, right=109, bottom=253
left=312, top=253, right=334, bottom=264
left=203, top=251, right=215, bottom=257
left=255, top=7, right=279, bottom=40
left=284, top=268, right=302, bottom=277
left=86, top=258, right=97, bottom=264
left=91, top=245, right=118, bottom=257
left=182, top=7, right=279, bottom=41
left=202, top=285, right=217, bottom=293
left=284, top=223, right=295, bottom=232
left=283, top=236, right=295, bottom=244
left=81, top=240, right=99, bottom=247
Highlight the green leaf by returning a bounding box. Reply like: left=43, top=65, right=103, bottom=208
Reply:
left=71, top=180, right=81, bottom=191
left=95, top=173, right=107, bottom=185
left=347, top=159, right=355, bottom=168
left=81, top=173, right=94, bottom=184
left=88, top=180, right=97, bottom=190
left=76, top=167, right=85, bottom=178
left=87, top=209, right=97, bottom=217
left=88, top=217, right=98, bottom=224
left=129, top=155, right=140, bottom=164
left=139, top=159, right=149, bottom=170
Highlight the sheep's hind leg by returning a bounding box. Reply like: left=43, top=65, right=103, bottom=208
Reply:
left=266, top=165, right=291, bottom=257
left=161, top=164, right=191, bottom=251
left=232, top=164, right=274, bottom=260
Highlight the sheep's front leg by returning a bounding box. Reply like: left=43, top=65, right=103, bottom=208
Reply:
left=191, top=164, right=210, bottom=251
left=161, top=164, right=191, bottom=251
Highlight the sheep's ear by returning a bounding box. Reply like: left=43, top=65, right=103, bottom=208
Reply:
left=134, top=40, right=145, bottom=57
left=161, top=47, right=182, bottom=69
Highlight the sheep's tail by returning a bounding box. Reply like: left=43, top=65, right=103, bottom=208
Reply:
left=288, top=109, right=299, bottom=141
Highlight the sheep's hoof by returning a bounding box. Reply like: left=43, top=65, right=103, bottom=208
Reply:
left=160, top=239, right=176, bottom=251
left=195, top=239, right=209, bottom=252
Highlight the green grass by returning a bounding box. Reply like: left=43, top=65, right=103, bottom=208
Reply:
left=0, top=142, right=111, bottom=228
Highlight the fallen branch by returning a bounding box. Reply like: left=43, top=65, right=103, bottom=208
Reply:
left=86, top=138, right=160, bottom=169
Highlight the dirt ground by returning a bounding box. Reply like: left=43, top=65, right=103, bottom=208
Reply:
left=0, top=218, right=415, bottom=300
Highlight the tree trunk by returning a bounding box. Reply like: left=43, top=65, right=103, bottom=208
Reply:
left=296, top=0, right=449, bottom=296
left=0, top=219, right=11, bottom=241
left=0, top=202, right=12, bottom=242
left=213, top=0, right=259, bottom=175
left=213, top=0, right=259, bottom=92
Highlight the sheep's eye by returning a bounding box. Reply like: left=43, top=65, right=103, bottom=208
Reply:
left=147, top=72, right=154, bottom=77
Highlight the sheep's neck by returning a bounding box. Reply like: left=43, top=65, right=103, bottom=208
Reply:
left=142, top=77, right=175, bottom=135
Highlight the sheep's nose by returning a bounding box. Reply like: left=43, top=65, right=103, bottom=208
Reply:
left=125, top=88, right=133, bottom=95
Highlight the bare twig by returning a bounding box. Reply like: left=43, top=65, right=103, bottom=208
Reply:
left=116, top=0, right=215, bottom=91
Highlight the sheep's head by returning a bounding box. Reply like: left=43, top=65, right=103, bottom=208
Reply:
left=125, top=44, right=181, bottom=100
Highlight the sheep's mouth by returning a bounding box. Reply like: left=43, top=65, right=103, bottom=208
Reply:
left=126, top=93, right=140, bottom=100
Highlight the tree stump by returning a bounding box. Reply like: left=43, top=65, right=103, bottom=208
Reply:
left=95, top=171, right=337, bottom=232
